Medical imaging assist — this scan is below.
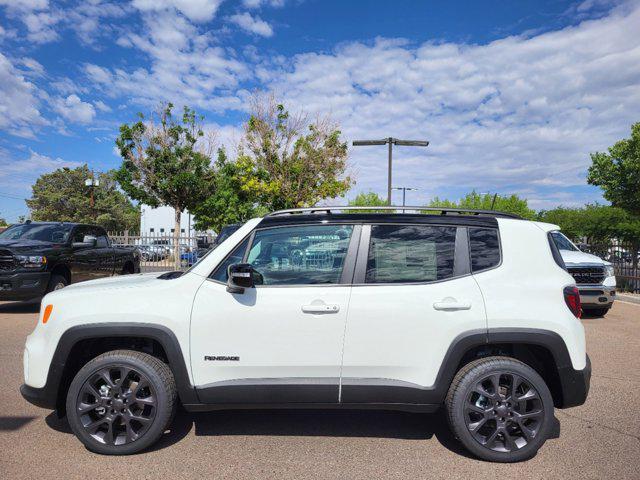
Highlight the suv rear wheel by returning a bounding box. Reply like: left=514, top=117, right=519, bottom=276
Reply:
left=445, top=356, right=554, bottom=462
left=66, top=350, right=177, bottom=455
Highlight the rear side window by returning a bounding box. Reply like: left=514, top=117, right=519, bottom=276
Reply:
left=365, top=225, right=456, bottom=283
left=469, top=228, right=500, bottom=272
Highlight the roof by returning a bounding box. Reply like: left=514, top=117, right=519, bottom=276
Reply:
left=259, top=206, right=517, bottom=228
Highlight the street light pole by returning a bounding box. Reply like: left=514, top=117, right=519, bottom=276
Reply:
left=353, top=138, right=429, bottom=205
left=84, top=171, right=100, bottom=221
left=392, top=187, right=418, bottom=207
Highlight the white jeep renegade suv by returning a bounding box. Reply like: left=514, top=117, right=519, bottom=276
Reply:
left=21, top=207, right=590, bottom=462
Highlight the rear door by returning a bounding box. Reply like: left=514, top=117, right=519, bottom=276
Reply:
left=340, top=222, right=487, bottom=405
left=92, top=227, right=117, bottom=277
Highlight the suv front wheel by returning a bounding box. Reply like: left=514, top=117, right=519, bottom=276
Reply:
left=66, top=350, right=177, bottom=455
left=445, top=356, right=554, bottom=462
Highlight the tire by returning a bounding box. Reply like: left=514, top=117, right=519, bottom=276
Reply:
left=445, top=356, right=554, bottom=462
left=46, top=274, right=68, bottom=293
left=121, top=262, right=135, bottom=275
left=584, top=307, right=609, bottom=317
left=66, top=350, right=177, bottom=455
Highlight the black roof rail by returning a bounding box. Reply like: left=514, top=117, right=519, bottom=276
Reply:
left=265, top=206, right=522, bottom=219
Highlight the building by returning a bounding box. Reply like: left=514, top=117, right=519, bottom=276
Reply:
left=140, top=205, right=195, bottom=236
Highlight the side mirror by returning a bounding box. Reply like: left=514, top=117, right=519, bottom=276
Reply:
left=227, top=263, right=257, bottom=294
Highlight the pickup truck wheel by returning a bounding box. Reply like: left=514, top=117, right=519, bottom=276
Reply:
left=46, top=274, right=68, bottom=293
left=445, top=356, right=554, bottom=463
left=66, top=350, right=177, bottom=455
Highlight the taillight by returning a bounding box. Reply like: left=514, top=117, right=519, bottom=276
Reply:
left=564, top=286, right=581, bottom=318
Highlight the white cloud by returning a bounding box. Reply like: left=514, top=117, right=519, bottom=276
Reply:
left=261, top=4, right=640, bottom=203
left=93, top=100, right=112, bottom=112
left=131, top=0, right=223, bottom=22
left=0, top=53, right=48, bottom=138
left=0, top=149, right=81, bottom=194
left=52, top=94, right=96, bottom=124
left=85, top=9, right=248, bottom=111
left=242, top=0, right=285, bottom=8
left=229, top=12, right=274, bottom=37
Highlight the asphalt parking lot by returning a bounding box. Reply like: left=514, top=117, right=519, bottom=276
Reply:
left=1, top=301, right=638, bottom=480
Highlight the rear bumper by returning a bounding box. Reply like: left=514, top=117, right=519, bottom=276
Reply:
left=557, top=354, right=591, bottom=408
left=578, top=285, right=615, bottom=309
left=0, top=271, right=50, bottom=301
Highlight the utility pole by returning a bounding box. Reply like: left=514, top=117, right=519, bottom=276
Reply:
left=392, top=186, right=418, bottom=207
left=352, top=138, right=429, bottom=205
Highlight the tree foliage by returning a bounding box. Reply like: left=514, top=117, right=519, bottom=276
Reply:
left=428, top=191, right=536, bottom=219
left=537, top=205, right=633, bottom=243
left=347, top=191, right=388, bottom=212
left=0, top=217, right=7, bottom=227
left=588, top=122, right=640, bottom=216
left=115, top=103, right=216, bottom=268
left=236, top=95, right=353, bottom=211
left=25, top=165, right=139, bottom=231
left=192, top=148, right=267, bottom=233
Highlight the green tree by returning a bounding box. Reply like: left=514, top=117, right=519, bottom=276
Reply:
left=0, top=217, right=7, bottom=227
left=237, top=95, right=353, bottom=211
left=588, top=122, right=640, bottom=266
left=25, top=165, right=139, bottom=231
left=347, top=191, right=388, bottom=212
left=588, top=122, right=640, bottom=215
left=116, top=103, right=215, bottom=269
left=192, top=148, right=267, bottom=233
left=428, top=191, right=536, bottom=219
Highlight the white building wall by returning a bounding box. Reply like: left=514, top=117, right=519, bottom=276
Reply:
left=140, top=205, right=196, bottom=236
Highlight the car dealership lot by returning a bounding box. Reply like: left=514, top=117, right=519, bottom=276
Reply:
left=1, top=301, right=638, bottom=480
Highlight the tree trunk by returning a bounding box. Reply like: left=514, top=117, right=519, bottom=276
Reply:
left=174, top=208, right=182, bottom=271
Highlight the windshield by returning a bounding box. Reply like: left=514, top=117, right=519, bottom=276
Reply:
left=0, top=223, right=73, bottom=243
left=550, top=231, right=579, bottom=252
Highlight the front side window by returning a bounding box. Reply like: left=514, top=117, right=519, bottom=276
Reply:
left=469, top=227, right=500, bottom=272
left=365, top=225, right=456, bottom=283
left=246, top=224, right=354, bottom=285
left=210, top=238, right=250, bottom=283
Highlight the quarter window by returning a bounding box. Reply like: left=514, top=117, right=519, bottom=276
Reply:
left=469, top=228, right=500, bottom=272
left=365, top=225, right=456, bottom=283
left=246, top=225, right=354, bottom=285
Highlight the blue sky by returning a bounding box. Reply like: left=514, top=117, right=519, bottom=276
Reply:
left=1, top=0, right=639, bottom=221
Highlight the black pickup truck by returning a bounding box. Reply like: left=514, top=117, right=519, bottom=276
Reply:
left=0, top=222, right=140, bottom=301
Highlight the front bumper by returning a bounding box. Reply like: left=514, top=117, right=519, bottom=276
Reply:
left=557, top=354, right=591, bottom=408
left=578, top=285, right=615, bottom=309
left=0, top=271, right=50, bottom=301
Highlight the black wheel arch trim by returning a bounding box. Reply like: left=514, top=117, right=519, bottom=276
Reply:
left=341, top=328, right=589, bottom=408
left=20, top=322, right=198, bottom=412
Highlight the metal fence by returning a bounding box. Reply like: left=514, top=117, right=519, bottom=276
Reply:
left=581, top=241, right=640, bottom=293
left=109, top=231, right=213, bottom=273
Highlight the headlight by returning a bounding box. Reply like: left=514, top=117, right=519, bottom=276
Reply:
left=605, top=265, right=615, bottom=277
left=15, top=255, right=47, bottom=269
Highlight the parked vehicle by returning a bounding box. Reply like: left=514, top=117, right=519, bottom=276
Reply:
left=0, top=222, right=140, bottom=302
left=21, top=207, right=590, bottom=462
left=212, top=223, right=241, bottom=248
left=550, top=231, right=616, bottom=317
left=137, top=245, right=168, bottom=262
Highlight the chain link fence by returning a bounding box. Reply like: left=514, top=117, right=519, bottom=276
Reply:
left=109, top=231, right=214, bottom=273
left=581, top=241, right=640, bottom=293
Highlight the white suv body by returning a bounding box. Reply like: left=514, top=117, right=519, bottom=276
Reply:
left=21, top=208, right=591, bottom=462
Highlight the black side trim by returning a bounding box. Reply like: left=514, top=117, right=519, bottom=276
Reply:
left=20, top=323, right=197, bottom=411
left=557, top=354, right=591, bottom=408
left=183, top=402, right=439, bottom=413
left=196, top=377, right=339, bottom=404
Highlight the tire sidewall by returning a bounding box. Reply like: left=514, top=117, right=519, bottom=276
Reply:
left=449, top=359, right=555, bottom=463
left=66, top=354, right=173, bottom=455
left=47, top=274, right=68, bottom=293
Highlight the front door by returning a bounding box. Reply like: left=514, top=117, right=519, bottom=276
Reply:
left=340, top=223, right=487, bottom=405
left=190, top=223, right=359, bottom=405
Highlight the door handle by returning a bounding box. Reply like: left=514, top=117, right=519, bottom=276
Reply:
left=302, top=304, right=340, bottom=314
left=433, top=298, right=472, bottom=311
